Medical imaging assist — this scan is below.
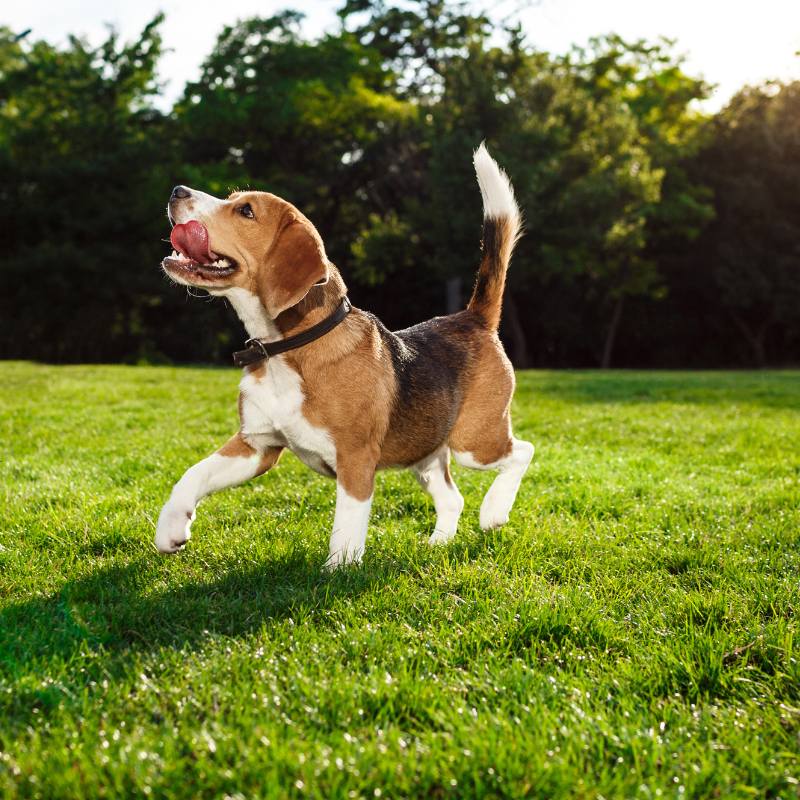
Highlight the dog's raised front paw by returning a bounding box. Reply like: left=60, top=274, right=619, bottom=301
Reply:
left=155, top=502, right=195, bottom=553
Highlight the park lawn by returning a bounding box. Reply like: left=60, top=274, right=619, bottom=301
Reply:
left=0, top=362, right=798, bottom=799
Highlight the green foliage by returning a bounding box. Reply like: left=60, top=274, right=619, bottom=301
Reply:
left=339, top=0, right=491, bottom=97
left=0, top=18, right=193, bottom=362
left=350, top=212, right=419, bottom=285
left=175, top=13, right=418, bottom=268
left=0, top=3, right=797, bottom=366
left=687, top=82, right=800, bottom=365
left=1, top=363, right=799, bottom=797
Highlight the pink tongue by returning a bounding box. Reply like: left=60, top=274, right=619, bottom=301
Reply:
left=170, top=220, right=216, bottom=264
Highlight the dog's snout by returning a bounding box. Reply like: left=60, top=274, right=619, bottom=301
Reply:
left=171, top=185, right=191, bottom=201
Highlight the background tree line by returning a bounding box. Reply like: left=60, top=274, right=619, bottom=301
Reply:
left=1, top=1, right=798, bottom=367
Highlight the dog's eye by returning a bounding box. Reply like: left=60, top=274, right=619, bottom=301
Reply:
left=238, top=203, right=254, bottom=219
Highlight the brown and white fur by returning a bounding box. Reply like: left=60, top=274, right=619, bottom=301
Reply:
left=155, top=144, right=534, bottom=567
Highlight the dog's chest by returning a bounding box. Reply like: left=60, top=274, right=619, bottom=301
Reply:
left=239, top=358, right=336, bottom=476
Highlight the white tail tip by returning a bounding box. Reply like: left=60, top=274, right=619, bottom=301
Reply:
left=473, top=142, right=520, bottom=221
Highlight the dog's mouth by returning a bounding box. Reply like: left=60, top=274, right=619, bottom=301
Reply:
left=162, top=220, right=238, bottom=280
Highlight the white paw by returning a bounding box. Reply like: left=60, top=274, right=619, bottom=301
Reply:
left=155, top=502, right=195, bottom=553
left=428, top=529, right=456, bottom=546
left=323, top=548, right=363, bottom=571
left=479, top=504, right=510, bottom=530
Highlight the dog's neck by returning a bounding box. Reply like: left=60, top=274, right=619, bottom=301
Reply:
left=223, top=268, right=354, bottom=364
left=222, top=287, right=282, bottom=342
left=275, top=268, right=348, bottom=339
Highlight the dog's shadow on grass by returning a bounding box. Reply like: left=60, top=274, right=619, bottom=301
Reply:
left=0, top=546, right=419, bottom=731
left=0, top=536, right=491, bottom=725
left=3, top=549, right=390, bottom=665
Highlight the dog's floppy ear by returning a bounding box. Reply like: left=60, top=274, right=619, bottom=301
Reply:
left=260, top=213, right=330, bottom=317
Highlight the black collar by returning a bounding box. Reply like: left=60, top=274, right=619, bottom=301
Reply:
left=232, top=296, right=352, bottom=368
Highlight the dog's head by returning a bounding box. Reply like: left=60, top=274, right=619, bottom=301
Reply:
left=163, top=186, right=330, bottom=317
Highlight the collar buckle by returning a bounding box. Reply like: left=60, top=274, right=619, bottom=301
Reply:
left=244, top=338, right=270, bottom=360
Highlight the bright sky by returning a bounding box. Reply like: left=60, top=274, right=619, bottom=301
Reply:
left=4, top=0, right=799, bottom=111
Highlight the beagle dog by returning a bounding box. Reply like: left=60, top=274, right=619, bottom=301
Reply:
left=155, top=144, right=534, bottom=567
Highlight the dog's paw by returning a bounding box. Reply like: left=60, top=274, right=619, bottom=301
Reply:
left=322, top=549, right=362, bottom=572
left=155, top=502, right=195, bottom=553
left=428, top=529, right=456, bottom=546
left=479, top=506, right=509, bottom=530
left=321, top=557, right=341, bottom=573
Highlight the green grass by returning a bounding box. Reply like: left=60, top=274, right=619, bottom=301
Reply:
left=1, top=362, right=798, bottom=799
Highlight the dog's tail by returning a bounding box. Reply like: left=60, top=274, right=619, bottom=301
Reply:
left=467, top=143, right=522, bottom=331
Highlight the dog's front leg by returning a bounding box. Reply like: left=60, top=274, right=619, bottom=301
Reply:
left=155, top=433, right=282, bottom=553
left=325, top=456, right=376, bottom=570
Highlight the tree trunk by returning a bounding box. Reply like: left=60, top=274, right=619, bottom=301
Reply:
left=502, top=288, right=530, bottom=368
left=601, top=295, right=625, bottom=369
left=730, top=312, right=769, bottom=368
left=752, top=335, right=766, bottom=369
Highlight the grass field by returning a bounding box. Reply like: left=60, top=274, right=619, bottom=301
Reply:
left=0, top=362, right=798, bottom=799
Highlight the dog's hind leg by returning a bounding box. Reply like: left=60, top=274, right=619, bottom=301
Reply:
left=412, top=447, right=465, bottom=545
left=447, top=334, right=532, bottom=529
left=453, top=438, right=534, bottom=530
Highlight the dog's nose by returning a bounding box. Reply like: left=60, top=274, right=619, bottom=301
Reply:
left=171, top=185, right=191, bottom=200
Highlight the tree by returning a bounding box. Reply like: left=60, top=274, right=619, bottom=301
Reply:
left=174, top=12, right=418, bottom=275
left=337, top=6, right=668, bottom=366
left=336, top=9, right=716, bottom=367
left=564, top=36, right=713, bottom=366
left=422, top=40, right=664, bottom=367
left=338, top=0, right=491, bottom=99
left=0, top=17, right=189, bottom=362
left=689, top=82, right=800, bottom=366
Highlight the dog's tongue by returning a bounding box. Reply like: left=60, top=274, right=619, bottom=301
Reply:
left=170, top=220, right=216, bottom=264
